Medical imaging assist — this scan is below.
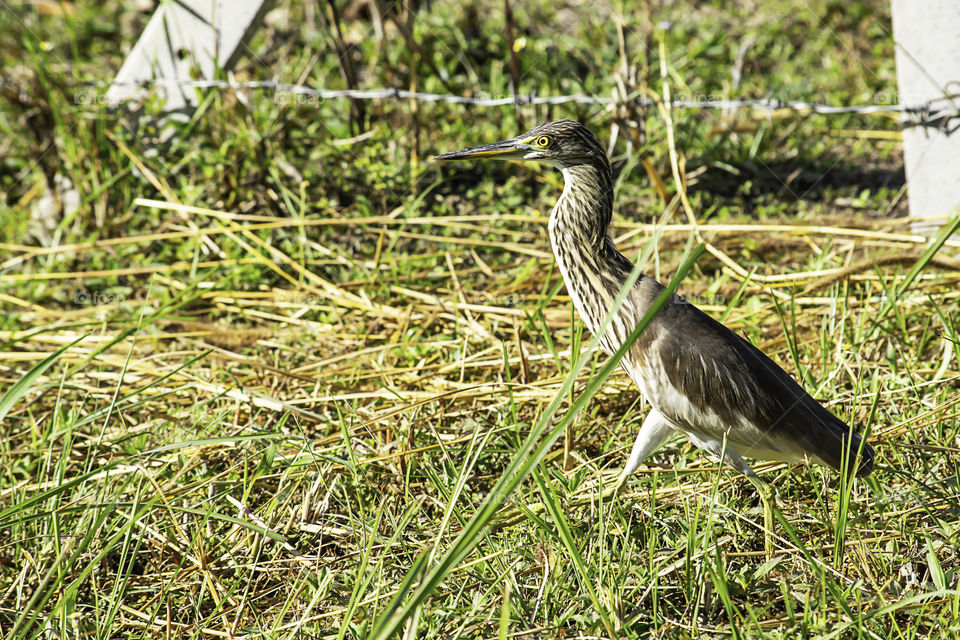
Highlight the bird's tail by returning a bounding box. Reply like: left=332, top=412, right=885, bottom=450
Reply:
left=790, top=394, right=875, bottom=478
left=845, top=431, right=875, bottom=478
left=815, top=413, right=875, bottom=478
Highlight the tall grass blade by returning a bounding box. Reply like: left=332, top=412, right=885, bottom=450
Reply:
left=368, top=238, right=701, bottom=640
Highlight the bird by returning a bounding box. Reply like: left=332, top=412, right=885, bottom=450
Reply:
left=435, top=119, right=874, bottom=550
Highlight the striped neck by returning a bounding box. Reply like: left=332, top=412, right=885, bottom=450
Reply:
left=549, top=161, right=614, bottom=248
left=547, top=159, right=637, bottom=350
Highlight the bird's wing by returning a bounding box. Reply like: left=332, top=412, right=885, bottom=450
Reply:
left=632, top=298, right=874, bottom=476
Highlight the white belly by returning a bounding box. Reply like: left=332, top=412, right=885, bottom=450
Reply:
left=620, top=337, right=806, bottom=464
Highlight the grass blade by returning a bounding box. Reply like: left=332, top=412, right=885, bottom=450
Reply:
left=532, top=466, right=619, bottom=637
left=0, top=335, right=84, bottom=424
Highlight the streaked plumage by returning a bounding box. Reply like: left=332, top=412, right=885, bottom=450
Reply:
left=436, top=119, right=874, bottom=486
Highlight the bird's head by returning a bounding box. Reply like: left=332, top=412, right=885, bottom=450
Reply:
left=435, top=119, right=606, bottom=170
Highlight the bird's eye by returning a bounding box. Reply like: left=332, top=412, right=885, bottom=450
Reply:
left=536, top=135, right=551, bottom=148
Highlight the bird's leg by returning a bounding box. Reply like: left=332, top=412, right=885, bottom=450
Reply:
left=614, top=409, right=673, bottom=495
left=708, top=442, right=779, bottom=559
left=744, top=472, right=777, bottom=560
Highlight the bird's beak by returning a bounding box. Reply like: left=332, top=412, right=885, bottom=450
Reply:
left=435, top=138, right=528, bottom=162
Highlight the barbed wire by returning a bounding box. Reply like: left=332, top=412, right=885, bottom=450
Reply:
left=21, top=76, right=960, bottom=127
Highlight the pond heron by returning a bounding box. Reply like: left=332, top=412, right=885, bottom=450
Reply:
left=435, top=120, right=874, bottom=550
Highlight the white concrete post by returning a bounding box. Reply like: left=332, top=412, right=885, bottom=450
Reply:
left=107, top=0, right=273, bottom=113
left=891, top=0, right=960, bottom=233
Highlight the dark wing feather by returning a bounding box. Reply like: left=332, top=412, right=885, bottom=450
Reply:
left=653, top=300, right=874, bottom=477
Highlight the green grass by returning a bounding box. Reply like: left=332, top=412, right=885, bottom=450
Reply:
left=2, top=0, right=959, bottom=637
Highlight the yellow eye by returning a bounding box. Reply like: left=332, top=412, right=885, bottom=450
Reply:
left=536, top=135, right=551, bottom=148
